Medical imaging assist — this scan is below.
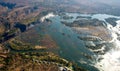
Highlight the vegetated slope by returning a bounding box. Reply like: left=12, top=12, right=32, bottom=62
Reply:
left=0, top=0, right=119, bottom=71
left=0, top=51, right=87, bottom=71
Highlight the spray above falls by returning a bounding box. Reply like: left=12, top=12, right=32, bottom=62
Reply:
left=92, top=15, right=120, bottom=71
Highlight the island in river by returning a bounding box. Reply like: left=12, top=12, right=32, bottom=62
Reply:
left=0, top=0, right=120, bottom=71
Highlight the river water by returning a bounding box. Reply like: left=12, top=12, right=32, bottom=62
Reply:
left=38, top=13, right=120, bottom=71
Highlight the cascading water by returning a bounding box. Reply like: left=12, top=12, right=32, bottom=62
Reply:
left=41, top=13, right=120, bottom=71
left=95, top=19, right=120, bottom=71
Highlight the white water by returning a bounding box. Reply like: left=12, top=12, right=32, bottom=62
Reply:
left=92, top=14, right=120, bottom=21
left=61, top=13, right=120, bottom=71
left=43, top=13, right=120, bottom=71
left=94, top=18, right=120, bottom=71
left=64, top=13, right=120, bottom=71
left=96, top=50, right=120, bottom=71
left=41, top=13, right=55, bottom=22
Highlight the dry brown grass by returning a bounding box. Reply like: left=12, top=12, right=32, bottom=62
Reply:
left=73, top=26, right=112, bottom=41
left=0, top=24, right=5, bottom=35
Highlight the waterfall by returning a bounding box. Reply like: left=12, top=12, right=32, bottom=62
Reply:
left=41, top=13, right=55, bottom=22
left=95, top=20, right=120, bottom=71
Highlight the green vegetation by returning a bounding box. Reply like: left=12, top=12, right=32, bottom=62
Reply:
left=0, top=57, right=5, bottom=65
left=7, top=39, right=34, bottom=50
left=29, top=52, right=71, bottom=67
left=62, top=15, right=74, bottom=20
left=61, top=19, right=104, bottom=27
left=0, top=25, right=5, bottom=35
left=0, top=52, right=87, bottom=71
left=20, top=16, right=39, bottom=25
left=7, top=29, right=18, bottom=35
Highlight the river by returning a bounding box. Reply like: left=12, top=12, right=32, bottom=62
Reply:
left=36, top=13, right=120, bottom=71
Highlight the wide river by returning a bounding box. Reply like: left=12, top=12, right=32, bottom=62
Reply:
left=36, top=13, right=120, bottom=71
